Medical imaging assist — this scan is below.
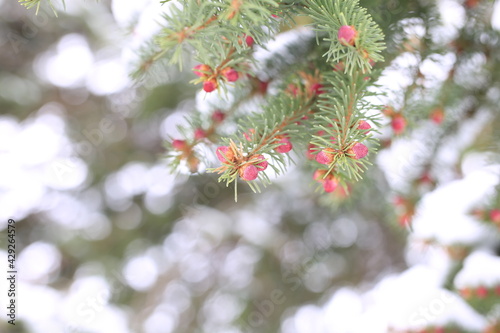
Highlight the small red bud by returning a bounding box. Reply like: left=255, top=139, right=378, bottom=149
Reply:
left=347, top=142, right=368, bottom=160
left=419, top=172, right=433, bottom=184
left=311, top=83, right=324, bottom=95
left=357, top=120, right=371, bottom=131
left=245, top=35, right=254, bottom=47
left=275, top=137, right=293, bottom=153
left=258, top=80, right=269, bottom=94
left=203, top=79, right=218, bottom=92
left=317, top=130, right=326, bottom=136
left=254, top=154, right=268, bottom=171
left=212, top=110, right=226, bottom=123
left=338, top=25, right=357, bottom=46
left=323, top=178, right=339, bottom=193
left=490, top=209, right=500, bottom=223
left=216, top=146, right=234, bottom=163
left=222, top=67, right=239, bottom=82
left=172, top=139, right=187, bottom=150
left=391, top=114, right=406, bottom=135
left=194, top=128, right=206, bottom=140
left=430, top=108, right=445, bottom=124
left=476, top=286, right=488, bottom=298
left=464, top=0, right=480, bottom=9
left=239, top=164, right=259, bottom=181
left=316, top=148, right=335, bottom=165
left=193, top=64, right=211, bottom=77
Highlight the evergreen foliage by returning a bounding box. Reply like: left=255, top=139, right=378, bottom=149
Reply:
left=142, top=0, right=386, bottom=199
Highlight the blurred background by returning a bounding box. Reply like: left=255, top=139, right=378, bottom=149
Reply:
left=0, top=0, right=500, bottom=332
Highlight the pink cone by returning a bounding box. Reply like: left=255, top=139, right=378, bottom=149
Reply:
left=172, top=139, right=186, bottom=150
left=275, top=137, right=292, bottom=153
left=476, top=286, right=488, bottom=298
left=239, top=164, right=259, bottom=181
left=323, top=178, right=338, bottom=193
left=391, top=114, right=406, bottom=135
left=490, top=209, right=500, bottom=223
left=216, top=146, right=234, bottom=163
left=357, top=120, right=371, bottom=131
left=338, top=25, right=357, bottom=46
left=203, top=80, right=217, bottom=92
left=254, top=155, right=268, bottom=171
left=212, top=110, right=225, bottom=123
left=194, top=128, right=206, bottom=140
left=430, top=108, right=445, bottom=124
left=311, top=83, right=324, bottom=95
left=348, top=142, right=368, bottom=159
left=193, top=64, right=211, bottom=77
left=222, top=68, right=239, bottom=82
left=245, top=35, right=254, bottom=47
left=316, top=149, right=334, bottom=165
left=245, top=36, right=254, bottom=47
left=257, top=80, right=269, bottom=94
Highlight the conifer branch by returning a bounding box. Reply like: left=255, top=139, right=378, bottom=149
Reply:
left=206, top=90, right=318, bottom=197
left=304, top=0, right=385, bottom=75
left=136, top=0, right=291, bottom=73
left=150, top=0, right=386, bottom=198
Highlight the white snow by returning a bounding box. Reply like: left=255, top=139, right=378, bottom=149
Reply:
left=412, top=166, right=500, bottom=245
left=455, top=251, right=500, bottom=288
left=289, top=266, right=489, bottom=333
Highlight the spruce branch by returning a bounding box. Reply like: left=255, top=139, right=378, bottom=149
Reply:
left=304, top=0, right=385, bottom=75
left=191, top=44, right=255, bottom=94
left=207, top=90, right=318, bottom=196
left=137, top=0, right=286, bottom=73
left=166, top=91, right=255, bottom=174
left=307, top=61, right=382, bottom=186
left=146, top=0, right=386, bottom=198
